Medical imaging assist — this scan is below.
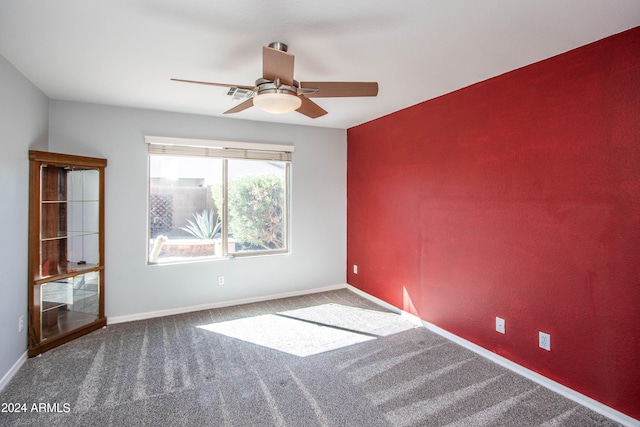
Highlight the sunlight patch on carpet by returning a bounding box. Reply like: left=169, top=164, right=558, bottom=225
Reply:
left=197, top=303, right=415, bottom=357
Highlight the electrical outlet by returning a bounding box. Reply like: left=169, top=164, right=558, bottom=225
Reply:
left=496, top=317, right=505, bottom=334
left=18, top=315, right=24, bottom=332
left=218, top=276, right=224, bottom=286
left=539, top=332, right=551, bottom=351
left=353, top=265, right=358, bottom=274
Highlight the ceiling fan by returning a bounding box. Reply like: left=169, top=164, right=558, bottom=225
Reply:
left=171, top=42, right=378, bottom=119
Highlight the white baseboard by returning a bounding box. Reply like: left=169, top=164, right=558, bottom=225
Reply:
left=0, top=351, right=27, bottom=392
left=346, top=285, right=639, bottom=427
left=347, top=285, right=403, bottom=313
left=109, top=283, right=348, bottom=324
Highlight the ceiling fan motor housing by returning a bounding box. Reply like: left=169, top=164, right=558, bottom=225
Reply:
left=255, top=77, right=298, bottom=96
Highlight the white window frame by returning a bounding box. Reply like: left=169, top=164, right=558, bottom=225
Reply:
left=146, top=136, right=293, bottom=263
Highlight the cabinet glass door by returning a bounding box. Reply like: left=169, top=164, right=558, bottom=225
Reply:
left=39, top=166, right=100, bottom=278
left=40, top=271, right=100, bottom=340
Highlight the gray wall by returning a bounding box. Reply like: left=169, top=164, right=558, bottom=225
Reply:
left=48, top=100, right=347, bottom=318
left=0, top=55, right=49, bottom=381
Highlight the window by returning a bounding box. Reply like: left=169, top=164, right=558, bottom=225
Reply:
left=146, top=136, right=292, bottom=264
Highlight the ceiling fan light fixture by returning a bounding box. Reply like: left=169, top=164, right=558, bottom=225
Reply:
left=253, top=92, right=302, bottom=114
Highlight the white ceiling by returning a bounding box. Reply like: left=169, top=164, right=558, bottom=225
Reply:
left=1, top=0, right=639, bottom=129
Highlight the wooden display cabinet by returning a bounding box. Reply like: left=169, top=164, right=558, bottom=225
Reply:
left=28, top=151, right=107, bottom=356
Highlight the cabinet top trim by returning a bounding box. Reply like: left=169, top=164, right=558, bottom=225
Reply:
left=29, top=150, right=107, bottom=168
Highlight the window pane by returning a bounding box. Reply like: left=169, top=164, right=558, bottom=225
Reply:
left=227, top=159, right=287, bottom=253
left=149, top=155, right=223, bottom=263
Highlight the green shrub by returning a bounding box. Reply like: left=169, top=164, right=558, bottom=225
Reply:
left=213, top=173, right=285, bottom=250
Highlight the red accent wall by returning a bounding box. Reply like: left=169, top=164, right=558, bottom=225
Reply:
left=347, top=27, right=640, bottom=419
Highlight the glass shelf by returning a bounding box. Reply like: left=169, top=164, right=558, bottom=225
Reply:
left=41, top=199, right=99, bottom=203
left=40, top=231, right=100, bottom=241
left=35, top=262, right=100, bottom=282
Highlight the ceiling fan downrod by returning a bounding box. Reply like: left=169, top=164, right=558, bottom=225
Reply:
left=268, top=42, right=288, bottom=52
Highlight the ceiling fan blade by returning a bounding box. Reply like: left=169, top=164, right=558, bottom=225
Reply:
left=224, top=98, right=254, bottom=114
left=263, top=46, right=294, bottom=86
left=171, top=78, right=255, bottom=91
left=299, top=82, right=378, bottom=98
left=296, top=96, right=328, bottom=119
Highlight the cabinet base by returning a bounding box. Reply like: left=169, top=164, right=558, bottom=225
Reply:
left=28, top=317, right=107, bottom=357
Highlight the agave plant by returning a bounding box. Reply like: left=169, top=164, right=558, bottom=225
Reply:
left=181, top=209, right=221, bottom=239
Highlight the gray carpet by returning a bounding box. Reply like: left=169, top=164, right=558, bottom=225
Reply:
left=0, top=289, right=621, bottom=426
